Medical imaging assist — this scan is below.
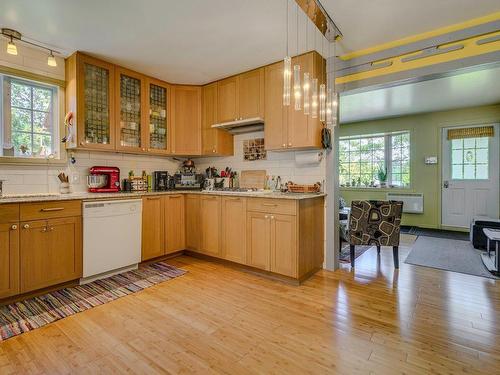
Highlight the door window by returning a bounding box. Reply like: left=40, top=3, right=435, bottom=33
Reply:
left=451, top=137, right=489, bottom=180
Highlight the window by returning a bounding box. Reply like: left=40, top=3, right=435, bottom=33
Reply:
left=451, top=137, right=488, bottom=179
left=339, top=131, right=410, bottom=188
left=1, top=74, right=59, bottom=159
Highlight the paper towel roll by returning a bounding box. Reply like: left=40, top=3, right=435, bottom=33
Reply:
left=295, top=151, right=323, bottom=166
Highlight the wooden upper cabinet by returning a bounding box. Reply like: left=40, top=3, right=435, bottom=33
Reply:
left=146, top=78, right=171, bottom=154
left=265, top=51, right=324, bottom=151
left=66, top=52, right=116, bottom=150
left=221, top=197, right=247, bottom=264
left=171, top=85, right=202, bottom=156
left=164, top=195, right=185, bottom=254
left=141, top=196, right=164, bottom=261
left=264, top=61, right=287, bottom=150
left=239, top=68, right=265, bottom=120
left=217, top=68, right=265, bottom=124
left=0, top=222, right=19, bottom=299
left=202, top=83, right=233, bottom=156
left=217, top=76, right=239, bottom=123
left=115, top=67, right=148, bottom=153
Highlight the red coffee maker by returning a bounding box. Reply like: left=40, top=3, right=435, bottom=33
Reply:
left=87, top=166, right=121, bottom=193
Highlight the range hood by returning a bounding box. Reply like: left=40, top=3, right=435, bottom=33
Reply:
left=211, top=117, right=264, bottom=134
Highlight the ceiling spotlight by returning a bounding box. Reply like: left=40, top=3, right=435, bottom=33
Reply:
left=7, top=36, right=17, bottom=55
left=47, top=51, right=57, bottom=67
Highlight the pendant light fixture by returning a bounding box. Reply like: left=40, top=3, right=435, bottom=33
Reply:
left=293, top=2, right=301, bottom=111
left=303, top=72, right=310, bottom=115
left=47, top=50, right=57, bottom=67
left=311, top=78, right=318, bottom=118
left=283, top=0, right=291, bottom=106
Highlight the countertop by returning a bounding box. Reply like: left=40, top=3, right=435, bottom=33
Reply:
left=0, top=190, right=326, bottom=204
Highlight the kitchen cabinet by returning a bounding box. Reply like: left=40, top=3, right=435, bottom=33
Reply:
left=164, top=195, right=185, bottom=254
left=217, top=68, right=264, bottom=123
left=146, top=78, right=171, bottom=154
left=171, top=85, right=202, bottom=155
left=115, top=67, right=148, bottom=153
left=66, top=52, right=116, bottom=150
left=142, top=196, right=164, bottom=261
left=221, top=197, right=247, bottom=264
left=0, top=223, right=19, bottom=299
left=20, top=216, right=82, bottom=293
left=246, top=211, right=271, bottom=270
left=270, top=214, right=297, bottom=278
left=200, top=195, right=221, bottom=256
left=185, top=194, right=201, bottom=251
left=265, top=51, right=324, bottom=151
left=202, top=83, right=233, bottom=156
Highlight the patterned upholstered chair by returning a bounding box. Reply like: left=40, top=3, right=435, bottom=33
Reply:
left=348, top=200, right=403, bottom=268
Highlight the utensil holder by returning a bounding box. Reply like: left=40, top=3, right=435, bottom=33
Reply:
left=60, top=182, right=71, bottom=194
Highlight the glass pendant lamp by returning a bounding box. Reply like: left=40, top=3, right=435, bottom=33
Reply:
left=303, top=72, right=310, bottom=115
left=311, top=78, right=318, bottom=118
left=294, top=64, right=301, bottom=110
left=283, top=56, right=291, bottom=106
left=319, top=83, right=326, bottom=121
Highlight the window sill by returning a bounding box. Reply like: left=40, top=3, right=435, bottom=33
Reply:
left=340, top=186, right=412, bottom=192
left=0, top=156, right=67, bottom=166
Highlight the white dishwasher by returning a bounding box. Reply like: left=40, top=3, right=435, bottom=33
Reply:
left=82, top=199, right=142, bottom=284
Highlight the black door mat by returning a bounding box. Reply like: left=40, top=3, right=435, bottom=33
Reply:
left=401, top=226, right=469, bottom=241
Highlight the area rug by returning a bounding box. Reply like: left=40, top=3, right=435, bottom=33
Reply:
left=339, top=243, right=373, bottom=262
left=401, top=226, right=469, bottom=241
left=404, top=236, right=498, bottom=279
left=0, top=262, right=185, bottom=341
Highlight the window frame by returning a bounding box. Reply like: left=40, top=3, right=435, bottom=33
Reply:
left=0, top=72, right=62, bottom=163
left=339, top=130, right=411, bottom=189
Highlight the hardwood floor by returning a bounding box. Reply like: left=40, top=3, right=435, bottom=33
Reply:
left=1, top=235, right=499, bottom=374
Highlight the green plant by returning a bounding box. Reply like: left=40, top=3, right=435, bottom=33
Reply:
left=377, top=167, right=387, bottom=183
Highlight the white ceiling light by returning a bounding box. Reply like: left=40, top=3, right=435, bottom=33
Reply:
left=47, top=50, right=57, bottom=67
left=7, top=36, right=17, bottom=55
left=1, top=28, right=60, bottom=67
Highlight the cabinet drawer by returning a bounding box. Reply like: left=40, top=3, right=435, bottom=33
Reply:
left=20, top=200, right=82, bottom=221
left=247, top=198, right=296, bottom=215
left=0, top=204, right=20, bottom=223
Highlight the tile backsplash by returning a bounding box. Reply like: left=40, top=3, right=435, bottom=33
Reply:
left=0, top=131, right=325, bottom=195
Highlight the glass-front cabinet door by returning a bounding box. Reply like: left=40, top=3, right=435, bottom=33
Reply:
left=77, top=54, right=116, bottom=150
left=115, top=68, right=147, bottom=152
left=146, top=78, right=170, bottom=154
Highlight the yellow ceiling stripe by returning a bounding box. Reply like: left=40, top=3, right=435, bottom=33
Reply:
left=340, top=11, right=500, bottom=61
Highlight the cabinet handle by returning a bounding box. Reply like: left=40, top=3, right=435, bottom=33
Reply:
left=288, top=142, right=292, bottom=147
left=170, top=195, right=182, bottom=198
left=23, top=224, right=30, bottom=229
left=270, top=216, right=275, bottom=220
left=49, top=227, right=55, bottom=231
left=41, top=227, right=47, bottom=233
left=11, top=224, right=17, bottom=230
left=142, top=148, right=146, bottom=151
left=282, top=143, right=286, bottom=148
left=264, top=215, right=269, bottom=219
left=40, top=207, right=64, bottom=212
left=146, top=197, right=161, bottom=200
left=262, top=203, right=277, bottom=207
left=226, top=197, right=240, bottom=201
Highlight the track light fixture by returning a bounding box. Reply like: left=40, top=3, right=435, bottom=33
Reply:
left=1, top=28, right=60, bottom=67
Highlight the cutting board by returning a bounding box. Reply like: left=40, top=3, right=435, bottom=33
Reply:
left=240, top=170, right=266, bottom=189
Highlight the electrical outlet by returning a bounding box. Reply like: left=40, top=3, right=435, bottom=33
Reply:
left=71, top=174, right=81, bottom=184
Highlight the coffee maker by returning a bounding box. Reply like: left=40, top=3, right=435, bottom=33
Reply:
left=87, top=166, right=121, bottom=193
left=153, top=171, right=173, bottom=191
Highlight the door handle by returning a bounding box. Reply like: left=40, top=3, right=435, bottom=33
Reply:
left=443, top=180, right=449, bottom=188
left=40, top=207, right=65, bottom=212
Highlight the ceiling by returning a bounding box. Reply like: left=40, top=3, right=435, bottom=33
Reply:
left=339, top=65, right=500, bottom=124
left=0, top=0, right=499, bottom=84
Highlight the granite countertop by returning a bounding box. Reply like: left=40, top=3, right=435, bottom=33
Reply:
left=0, top=190, right=326, bottom=204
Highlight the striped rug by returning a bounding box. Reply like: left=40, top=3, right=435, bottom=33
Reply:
left=0, top=262, right=185, bottom=341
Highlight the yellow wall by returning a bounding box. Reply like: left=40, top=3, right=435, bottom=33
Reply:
left=339, top=104, right=500, bottom=229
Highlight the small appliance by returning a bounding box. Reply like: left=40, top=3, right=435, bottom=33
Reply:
left=173, top=172, right=204, bottom=190
left=153, top=171, right=171, bottom=191
left=87, top=166, right=120, bottom=193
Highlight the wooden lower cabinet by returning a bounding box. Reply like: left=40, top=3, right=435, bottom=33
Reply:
left=246, top=211, right=271, bottom=270
left=270, top=214, right=297, bottom=278
left=142, top=196, right=164, bottom=261
left=221, top=197, right=247, bottom=264
left=20, top=216, right=82, bottom=293
left=185, top=194, right=200, bottom=250
left=164, top=195, right=185, bottom=254
left=0, top=222, right=20, bottom=299
left=200, top=196, right=221, bottom=256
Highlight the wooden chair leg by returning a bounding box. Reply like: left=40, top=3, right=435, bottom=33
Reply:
left=393, top=246, right=399, bottom=269
left=350, top=245, right=355, bottom=268
left=376, top=245, right=381, bottom=254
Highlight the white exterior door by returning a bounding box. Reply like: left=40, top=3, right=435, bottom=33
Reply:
left=442, top=124, right=499, bottom=228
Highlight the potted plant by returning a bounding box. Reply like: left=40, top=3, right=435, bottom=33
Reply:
left=377, top=167, right=387, bottom=188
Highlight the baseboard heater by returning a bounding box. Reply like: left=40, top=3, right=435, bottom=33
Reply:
left=386, top=193, right=424, bottom=213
